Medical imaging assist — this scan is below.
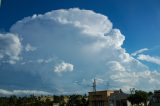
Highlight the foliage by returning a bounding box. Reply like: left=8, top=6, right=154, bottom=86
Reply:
left=128, top=90, right=149, bottom=106
left=65, top=94, right=88, bottom=106
left=0, top=94, right=88, bottom=106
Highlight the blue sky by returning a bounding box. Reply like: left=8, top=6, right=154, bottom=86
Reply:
left=0, top=0, right=160, bottom=95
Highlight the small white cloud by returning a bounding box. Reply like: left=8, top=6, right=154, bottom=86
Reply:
left=138, top=54, right=160, bottom=65
left=37, top=58, right=54, bottom=64
left=25, top=43, right=36, bottom=52
left=45, top=58, right=54, bottom=63
left=21, top=62, right=26, bottom=65
left=131, top=48, right=149, bottom=56
left=0, top=33, right=22, bottom=64
left=54, top=62, right=74, bottom=73
left=37, top=59, right=44, bottom=63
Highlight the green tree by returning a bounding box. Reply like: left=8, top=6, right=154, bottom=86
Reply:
left=45, top=98, right=52, bottom=106
left=128, top=90, right=148, bottom=106
left=9, top=95, right=17, bottom=106
left=82, top=96, right=88, bottom=106
left=67, top=95, right=83, bottom=106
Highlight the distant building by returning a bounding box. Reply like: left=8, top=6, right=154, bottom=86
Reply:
left=36, top=96, right=54, bottom=102
left=88, top=90, right=131, bottom=106
left=53, top=103, right=59, bottom=106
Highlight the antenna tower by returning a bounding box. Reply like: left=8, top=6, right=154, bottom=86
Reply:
left=92, top=78, right=96, bottom=92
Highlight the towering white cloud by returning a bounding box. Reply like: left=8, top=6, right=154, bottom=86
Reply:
left=0, top=33, right=22, bottom=64
left=0, top=8, right=158, bottom=94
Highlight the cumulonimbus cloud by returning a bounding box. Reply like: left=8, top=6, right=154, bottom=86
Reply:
left=0, top=8, right=160, bottom=94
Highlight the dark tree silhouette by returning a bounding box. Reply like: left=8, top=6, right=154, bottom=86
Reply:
left=128, top=90, right=148, bottom=106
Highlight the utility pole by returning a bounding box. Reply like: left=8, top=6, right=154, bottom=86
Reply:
left=106, top=82, right=110, bottom=90
left=92, top=78, right=96, bottom=92
left=92, top=78, right=96, bottom=106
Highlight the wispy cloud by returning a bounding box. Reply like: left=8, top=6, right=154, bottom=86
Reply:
left=25, top=43, right=37, bottom=52
left=131, top=48, right=149, bottom=56
left=0, top=89, right=52, bottom=96
left=138, top=54, right=160, bottom=65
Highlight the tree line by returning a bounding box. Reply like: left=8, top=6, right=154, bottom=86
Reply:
left=0, top=90, right=156, bottom=106
left=0, top=94, right=88, bottom=106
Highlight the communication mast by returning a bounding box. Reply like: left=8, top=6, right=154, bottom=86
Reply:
left=92, top=78, right=96, bottom=92
left=92, top=78, right=97, bottom=106
left=106, top=82, right=110, bottom=90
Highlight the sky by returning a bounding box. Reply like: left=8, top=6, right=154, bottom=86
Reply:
left=0, top=0, right=160, bottom=96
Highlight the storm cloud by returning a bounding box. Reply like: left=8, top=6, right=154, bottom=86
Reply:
left=0, top=8, right=160, bottom=94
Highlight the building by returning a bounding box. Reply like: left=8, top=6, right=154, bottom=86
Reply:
left=88, top=90, right=131, bottom=106
left=108, top=90, right=131, bottom=106
left=88, top=90, right=115, bottom=106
